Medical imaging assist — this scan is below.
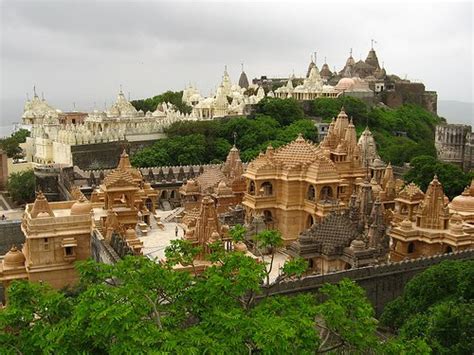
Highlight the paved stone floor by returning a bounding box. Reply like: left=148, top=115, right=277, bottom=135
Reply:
left=139, top=208, right=290, bottom=283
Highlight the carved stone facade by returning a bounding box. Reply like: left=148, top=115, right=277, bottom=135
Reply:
left=435, top=124, right=473, bottom=172
left=389, top=177, right=474, bottom=261
left=180, top=146, right=246, bottom=223
left=243, top=109, right=368, bottom=243
left=0, top=192, right=93, bottom=303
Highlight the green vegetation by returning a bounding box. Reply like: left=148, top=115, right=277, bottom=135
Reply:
left=131, top=95, right=443, bottom=168
left=132, top=98, right=316, bottom=167
left=7, top=170, right=35, bottom=204
left=310, top=97, right=442, bottom=165
left=130, top=90, right=192, bottom=114
left=381, top=260, right=474, bottom=354
left=404, top=155, right=473, bottom=199
left=0, top=129, right=30, bottom=159
left=0, top=228, right=427, bottom=353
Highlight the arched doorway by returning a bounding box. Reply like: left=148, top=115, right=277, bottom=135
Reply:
left=306, top=214, right=314, bottom=229
left=407, top=242, right=415, bottom=254
left=445, top=245, right=453, bottom=253
left=248, top=181, right=255, bottom=195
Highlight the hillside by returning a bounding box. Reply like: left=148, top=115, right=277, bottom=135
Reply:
left=131, top=96, right=443, bottom=167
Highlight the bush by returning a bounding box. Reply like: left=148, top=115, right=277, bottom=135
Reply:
left=7, top=170, right=35, bottom=204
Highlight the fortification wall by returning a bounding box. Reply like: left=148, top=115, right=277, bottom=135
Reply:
left=265, top=249, right=474, bottom=316
left=91, top=230, right=120, bottom=265
left=0, top=220, right=24, bottom=255
left=71, top=139, right=157, bottom=170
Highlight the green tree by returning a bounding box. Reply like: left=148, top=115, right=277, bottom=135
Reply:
left=404, top=155, right=473, bottom=199
left=381, top=260, right=474, bottom=354
left=7, top=170, right=35, bottom=204
left=255, top=97, right=305, bottom=126
left=131, top=90, right=192, bottom=114
left=0, top=240, right=423, bottom=353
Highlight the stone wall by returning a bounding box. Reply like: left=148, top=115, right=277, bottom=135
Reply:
left=71, top=139, right=157, bottom=170
left=435, top=124, right=473, bottom=172
left=0, top=220, right=25, bottom=255
left=91, top=229, right=120, bottom=265
left=265, top=249, right=474, bottom=316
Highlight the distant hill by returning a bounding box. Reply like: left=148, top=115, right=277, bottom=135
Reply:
left=437, top=100, right=473, bottom=126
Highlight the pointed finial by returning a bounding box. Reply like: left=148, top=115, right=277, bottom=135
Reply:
left=324, top=56, right=327, bottom=64
left=350, top=48, right=353, bottom=57
left=233, top=131, right=237, bottom=146
left=33, top=85, right=38, bottom=98
left=314, top=51, right=317, bottom=65
left=241, top=62, right=244, bottom=72
left=73, top=102, right=76, bottom=110
left=119, top=84, right=123, bottom=93
left=371, top=39, right=377, bottom=50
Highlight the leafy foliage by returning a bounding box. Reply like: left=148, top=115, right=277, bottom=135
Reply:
left=310, top=97, right=442, bottom=165
left=131, top=95, right=442, bottom=168
left=132, top=99, right=317, bottom=167
left=7, top=170, right=35, bottom=204
left=0, top=235, right=429, bottom=353
left=0, top=129, right=30, bottom=159
left=404, top=155, right=473, bottom=199
left=381, top=260, right=474, bottom=354
left=130, top=90, right=192, bottom=114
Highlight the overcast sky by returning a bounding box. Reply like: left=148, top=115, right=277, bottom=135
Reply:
left=0, top=0, right=472, bottom=124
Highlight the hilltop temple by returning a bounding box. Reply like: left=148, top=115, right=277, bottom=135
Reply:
left=242, top=108, right=396, bottom=243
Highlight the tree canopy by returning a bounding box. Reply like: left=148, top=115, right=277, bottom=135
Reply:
left=403, top=155, right=473, bottom=199
left=7, top=170, right=35, bottom=204
left=0, top=129, right=30, bottom=159
left=131, top=91, right=192, bottom=114
left=131, top=96, right=443, bottom=168
left=381, top=260, right=474, bottom=354
left=0, top=229, right=428, bottom=354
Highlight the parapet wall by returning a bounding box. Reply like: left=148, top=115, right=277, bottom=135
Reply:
left=0, top=220, right=25, bottom=255
left=266, top=249, right=474, bottom=316
left=91, top=229, right=121, bottom=265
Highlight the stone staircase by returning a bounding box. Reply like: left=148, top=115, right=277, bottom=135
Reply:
left=163, top=207, right=184, bottom=223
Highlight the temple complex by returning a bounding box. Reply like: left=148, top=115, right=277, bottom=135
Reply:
left=287, top=195, right=389, bottom=273
left=242, top=109, right=369, bottom=243
left=0, top=192, right=93, bottom=302
left=180, top=145, right=246, bottom=221
left=389, top=177, right=474, bottom=261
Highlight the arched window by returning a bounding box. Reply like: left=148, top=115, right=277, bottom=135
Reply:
left=261, top=182, right=273, bottom=196
left=407, top=242, right=415, bottom=254
left=321, top=186, right=333, bottom=200
left=248, top=181, right=255, bottom=195
left=170, top=190, right=176, bottom=199
left=160, top=190, right=168, bottom=199
left=307, top=215, right=314, bottom=228
left=307, top=185, right=316, bottom=201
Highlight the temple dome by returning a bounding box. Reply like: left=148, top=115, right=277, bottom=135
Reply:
left=3, top=246, right=26, bottom=268
left=449, top=183, right=474, bottom=215
left=70, top=197, right=92, bottom=215
left=335, top=78, right=355, bottom=91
